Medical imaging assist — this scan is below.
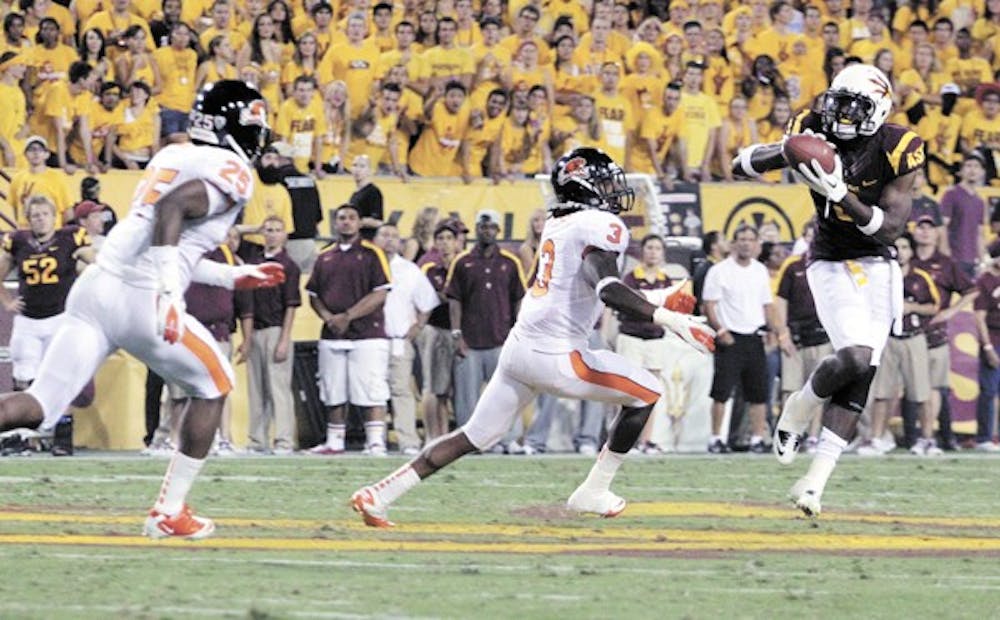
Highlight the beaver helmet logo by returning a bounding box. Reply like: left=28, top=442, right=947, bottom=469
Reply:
left=556, top=156, right=588, bottom=186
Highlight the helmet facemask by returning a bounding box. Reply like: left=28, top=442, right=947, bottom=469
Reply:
left=592, top=162, right=635, bottom=214
left=821, top=90, right=878, bottom=139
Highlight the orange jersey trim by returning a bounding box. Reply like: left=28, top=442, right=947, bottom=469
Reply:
left=181, top=329, right=232, bottom=395
left=569, top=351, right=659, bottom=405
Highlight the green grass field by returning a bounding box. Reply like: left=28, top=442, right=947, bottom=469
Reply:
left=2, top=453, right=1000, bottom=619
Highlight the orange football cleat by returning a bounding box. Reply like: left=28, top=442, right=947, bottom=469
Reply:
left=144, top=504, right=215, bottom=540
left=351, top=487, right=394, bottom=528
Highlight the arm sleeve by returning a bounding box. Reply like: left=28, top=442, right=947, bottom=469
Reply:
left=702, top=264, right=722, bottom=302
left=191, top=258, right=237, bottom=289
left=414, top=270, right=441, bottom=313
left=283, top=260, right=302, bottom=307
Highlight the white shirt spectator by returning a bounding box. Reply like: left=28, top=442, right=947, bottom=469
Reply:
left=702, top=256, right=773, bottom=334
left=384, top=254, right=440, bottom=341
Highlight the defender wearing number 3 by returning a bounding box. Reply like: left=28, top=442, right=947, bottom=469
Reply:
left=351, top=147, right=715, bottom=527
left=0, top=81, right=282, bottom=539
left=733, top=64, right=925, bottom=517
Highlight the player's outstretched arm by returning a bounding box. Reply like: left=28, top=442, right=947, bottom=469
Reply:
left=582, top=248, right=715, bottom=353
left=731, top=142, right=787, bottom=179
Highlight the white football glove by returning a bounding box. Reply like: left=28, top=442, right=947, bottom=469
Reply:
left=149, top=245, right=186, bottom=344
left=794, top=155, right=847, bottom=203
left=652, top=307, right=716, bottom=354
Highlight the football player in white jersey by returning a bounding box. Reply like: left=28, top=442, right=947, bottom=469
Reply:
left=0, top=81, right=285, bottom=539
left=351, top=147, right=715, bottom=527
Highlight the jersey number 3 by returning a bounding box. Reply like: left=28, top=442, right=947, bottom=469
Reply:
left=531, top=239, right=556, bottom=298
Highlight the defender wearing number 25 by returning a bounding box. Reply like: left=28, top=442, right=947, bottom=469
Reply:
left=733, top=64, right=926, bottom=517
left=0, top=80, right=283, bottom=540
left=352, top=147, right=716, bottom=527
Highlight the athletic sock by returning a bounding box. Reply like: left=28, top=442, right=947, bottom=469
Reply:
left=580, top=445, right=625, bottom=492
left=373, top=463, right=421, bottom=505
left=803, top=427, right=848, bottom=496
left=153, top=452, right=205, bottom=516
left=364, top=421, right=386, bottom=448
left=800, top=379, right=826, bottom=407
left=327, top=424, right=345, bottom=451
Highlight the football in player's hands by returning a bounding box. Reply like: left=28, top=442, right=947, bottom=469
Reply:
left=783, top=133, right=837, bottom=174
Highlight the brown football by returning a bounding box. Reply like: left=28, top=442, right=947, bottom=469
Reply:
left=783, top=133, right=837, bottom=174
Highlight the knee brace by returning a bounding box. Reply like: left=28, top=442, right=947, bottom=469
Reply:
left=830, top=366, right=877, bottom=414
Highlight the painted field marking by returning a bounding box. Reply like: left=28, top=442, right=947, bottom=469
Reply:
left=2, top=530, right=1000, bottom=552
left=4, top=501, right=1000, bottom=532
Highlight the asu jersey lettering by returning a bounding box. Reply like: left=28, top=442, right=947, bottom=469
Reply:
left=789, top=111, right=925, bottom=261
left=4, top=226, right=91, bottom=319
left=514, top=209, right=628, bottom=349
left=96, top=143, right=254, bottom=290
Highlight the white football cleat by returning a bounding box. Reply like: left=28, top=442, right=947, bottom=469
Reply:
left=773, top=390, right=820, bottom=465
left=789, top=476, right=822, bottom=518
left=566, top=486, right=627, bottom=518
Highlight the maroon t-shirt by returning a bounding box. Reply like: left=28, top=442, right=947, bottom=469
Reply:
left=247, top=247, right=302, bottom=330
left=619, top=267, right=669, bottom=339
left=900, top=267, right=939, bottom=336
left=420, top=256, right=453, bottom=330
left=4, top=226, right=90, bottom=319
left=975, top=271, right=1000, bottom=347
left=911, top=249, right=975, bottom=348
left=185, top=246, right=253, bottom=342
left=445, top=244, right=525, bottom=349
left=307, top=238, right=391, bottom=340
left=776, top=255, right=828, bottom=346
left=941, top=185, right=985, bottom=266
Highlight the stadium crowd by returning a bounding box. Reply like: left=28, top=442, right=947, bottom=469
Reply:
left=0, top=0, right=1000, bottom=457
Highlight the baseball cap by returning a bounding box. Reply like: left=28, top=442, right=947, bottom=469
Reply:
left=24, top=135, right=48, bottom=152
left=915, top=215, right=936, bottom=227
left=940, top=82, right=961, bottom=96
left=73, top=200, right=103, bottom=221
left=434, top=217, right=469, bottom=237
left=475, top=209, right=501, bottom=228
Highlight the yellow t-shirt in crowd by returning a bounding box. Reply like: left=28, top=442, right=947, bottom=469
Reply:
left=0, top=81, right=27, bottom=167
left=632, top=106, right=682, bottom=174
left=70, top=99, right=122, bottom=165
left=318, top=41, right=380, bottom=116
left=463, top=112, right=505, bottom=175
left=422, top=45, right=475, bottom=83
left=678, top=89, right=722, bottom=168
left=243, top=171, right=295, bottom=245
left=152, top=46, right=197, bottom=111
left=347, top=109, right=401, bottom=169
left=592, top=90, right=636, bottom=166
left=116, top=101, right=161, bottom=152
left=409, top=99, right=470, bottom=177
left=275, top=97, right=328, bottom=172
left=8, top=167, right=71, bottom=226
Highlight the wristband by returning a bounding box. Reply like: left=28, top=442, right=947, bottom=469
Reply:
left=451, top=329, right=462, bottom=339
left=985, top=344, right=995, bottom=350
left=595, top=276, right=622, bottom=297
left=736, top=144, right=763, bottom=178
left=856, top=206, right=885, bottom=236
